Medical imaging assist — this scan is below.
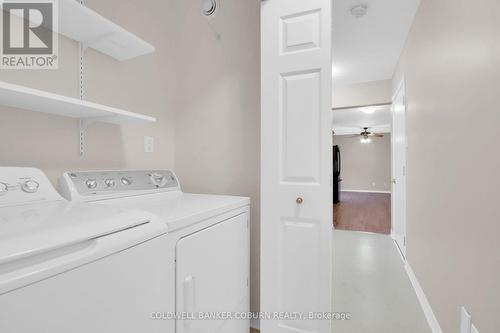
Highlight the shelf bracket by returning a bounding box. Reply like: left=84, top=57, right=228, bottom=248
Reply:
left=79, top=117, right=117, bottom=155
left=79, top=118, right=96, bottom=156
left=78, top=40, right=86, bottom=156
left=76, top=24, right=115, bottom=155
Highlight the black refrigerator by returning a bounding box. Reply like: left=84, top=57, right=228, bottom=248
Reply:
left=333, top=145, right=341, bottom=203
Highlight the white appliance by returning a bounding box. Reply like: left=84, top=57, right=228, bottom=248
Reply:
left=0, top=167, right=172, bottom=333
left=59, top=170, right=250, bottom=333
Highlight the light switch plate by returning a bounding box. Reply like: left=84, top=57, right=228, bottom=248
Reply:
left=144, top=136, right=154, bottom=153
left=460, top=307, right=471, bottom=333
left=471, top=324, right=479, bottom=333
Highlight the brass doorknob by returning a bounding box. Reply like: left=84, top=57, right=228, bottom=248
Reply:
left=296, top=197, right=303, bottom=204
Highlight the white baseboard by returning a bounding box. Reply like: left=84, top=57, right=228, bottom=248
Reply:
left=391, top=237, right=406, bottom=263
left=250, top=318, right=260, bottom=330
left=341, top=189, right=391, bottom=194
left=404, top=263, right=444, bottom=333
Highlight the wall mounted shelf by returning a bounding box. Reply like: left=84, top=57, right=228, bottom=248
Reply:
left=2, top=1, right=156, bottom=155
left=54, top=0, right=155, bottom=61
left=0, top=81, right=156, bottom=124
left=0, top=80, right=156, bottom=154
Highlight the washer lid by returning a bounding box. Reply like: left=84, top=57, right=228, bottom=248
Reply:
left=0, top=201, right=163, bottom=265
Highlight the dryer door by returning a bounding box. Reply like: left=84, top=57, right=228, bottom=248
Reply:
left=176, top=212, right=249, bottom=333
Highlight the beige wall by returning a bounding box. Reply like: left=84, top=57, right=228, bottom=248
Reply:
left=334, top=135, right=391, bottom=192
left=333, top=79, right=392, bottom=108
left=0, top=0, right=261, bottom=314
left=393, top=0, right=500, bottom=332
left=0, top=0, right=177, bottom=184
left=170, top=1, right=261, bottom=313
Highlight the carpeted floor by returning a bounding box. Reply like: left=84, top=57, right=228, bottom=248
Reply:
left=333, top=191, right=391, bottom=234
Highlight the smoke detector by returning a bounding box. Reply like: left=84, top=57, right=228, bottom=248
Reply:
left=202, top=0, right=218, bottom=17
left=350, top=4, right=368, bottom=19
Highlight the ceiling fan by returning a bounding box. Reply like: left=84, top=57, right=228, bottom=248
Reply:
left=350, top=127, right=384, bottom=143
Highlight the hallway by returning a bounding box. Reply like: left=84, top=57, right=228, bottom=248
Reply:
left=332, top=230, right=430, bottom=333
left=334, top=192, right=391, bottom=234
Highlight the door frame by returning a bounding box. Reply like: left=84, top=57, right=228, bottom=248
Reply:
left=391, top=76, right=407, bottom=258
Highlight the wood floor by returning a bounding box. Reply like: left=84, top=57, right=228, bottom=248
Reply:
left=250, top=329, right=259, bottom=333
left=333, top=191, right=391, bottom=234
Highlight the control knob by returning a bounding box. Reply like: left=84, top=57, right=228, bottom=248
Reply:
left=104, top=179, right=116, bottom=188
left=21, top=180, right=39, bottom=193
left=149, top=173, right=167, bottom=187
left=86, top=179, right=98, bottom=189
left=121, top=177, right=132, bottom=185
left=0, top=183, right=8, bottom=196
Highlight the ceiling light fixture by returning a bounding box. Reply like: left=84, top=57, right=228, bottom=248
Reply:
left=360, top=136, right=371, bottom=144
left=361, top=106, right=377, bottom=114
left=350, top=4, right=368, bottom=19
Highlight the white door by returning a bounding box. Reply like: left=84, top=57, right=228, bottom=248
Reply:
left=392, top=79, right=407, bottom=257
left=176, top=214, right=249, bottom=333
left=261, top=0, right=332, bottom=332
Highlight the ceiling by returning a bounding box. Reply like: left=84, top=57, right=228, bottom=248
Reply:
left=332, top=0, right=420, bottom=85
left=332, top=104, right=391, bottom=135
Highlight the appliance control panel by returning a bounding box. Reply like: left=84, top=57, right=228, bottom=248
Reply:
left=0, top=167, right=63, bottom=207
left=60, top=170, right=180, bottom=201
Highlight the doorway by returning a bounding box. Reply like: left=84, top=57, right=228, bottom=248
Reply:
left=260, top=0, right=418, bottom=331
left=332, top=103, right=392, bottom=235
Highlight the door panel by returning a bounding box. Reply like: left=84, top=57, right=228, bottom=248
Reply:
left=281, top=9, right=321, bottom=54
left=261, top=0, right=332, bottom=332
left=176, top=213, right=249, bottom=333
left=281, top=218, right=320, bottom=332
left=281, top=70, right=321, bottom=183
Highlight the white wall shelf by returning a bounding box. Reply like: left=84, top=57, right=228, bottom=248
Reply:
left=56, top=0, right=155, bottom=61
left=2, top=1, right=156, bottom=155
left=0, top=80, right=156, bottom=125
left=0, top=80, right=155, bottom=155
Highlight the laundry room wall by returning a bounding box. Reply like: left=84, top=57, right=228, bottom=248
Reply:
left=393, top=0, right=500, bottom=332
left=0, top=0, right=261, bottom=316
left=0, top=0, right=177, bottom=184
left=170, top=0, right=261, bottom=314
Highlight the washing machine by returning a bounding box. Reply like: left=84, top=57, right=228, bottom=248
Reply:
left=0, top=167, right=172, bottom=333
left=59, top=170, right=250, bottom=333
